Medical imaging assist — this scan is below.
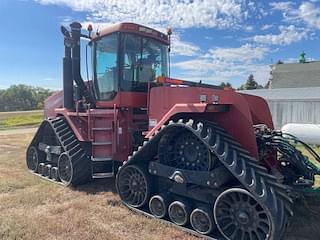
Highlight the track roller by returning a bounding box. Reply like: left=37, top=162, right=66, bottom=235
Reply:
left=117, top=165, right=151, bottom=208
left=214, top=188, right=272, bottom=240
left=51, top=167, right=59, bottom=181
left=168, top=201, right=190, bottom=226
left=190, top=207, right=214, bottom=235
left=38, top=163, right=46, bottom=176
left=149, top=194, right=169, bottom=219
left=44, top=164, right=52, bottom=178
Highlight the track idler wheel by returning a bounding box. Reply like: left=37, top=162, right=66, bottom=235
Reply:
left=58, top=152, right=91, bottom=186
left=149, top=194, right=170, bottom=219
left=168, top=201, right=190, bottom=226
left=214, top=188, right=273, bottom=240
left=58, top=153, right=73, bottom=185
left=26, top=146, right=42, bottom=172
left=190, top=207, right=214, bottom=235
left=117, top=165, right=151, bottom=208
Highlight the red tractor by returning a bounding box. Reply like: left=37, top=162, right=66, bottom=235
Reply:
left=26, top=22, right=320, bottom=240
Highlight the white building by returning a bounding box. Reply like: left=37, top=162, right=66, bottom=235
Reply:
left=240, top=87, right=320, bottom=129
left=240, top=61, right=320, bottom=129
left=269, top=61, right=320, bottom=89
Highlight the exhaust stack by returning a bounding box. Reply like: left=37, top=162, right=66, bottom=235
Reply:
left=61, top=26, right=73, bottom=110
left=61, top=22, right=96, bottom=110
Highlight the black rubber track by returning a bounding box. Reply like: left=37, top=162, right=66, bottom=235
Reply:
left=117, top=119, right=293, bottom=240
left=26, top=117, right=91, bottom=186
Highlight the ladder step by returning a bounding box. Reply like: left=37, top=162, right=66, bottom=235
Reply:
left=92, top=127, right=112, bottom=131
left=91, top=157, right=113, bottom=162
left=92, top=172, right=114, bottom=179
left=92, top=141, right=112, bottom=146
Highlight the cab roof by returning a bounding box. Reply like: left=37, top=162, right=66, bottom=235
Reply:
left=91, top=22, right=169, bottom=45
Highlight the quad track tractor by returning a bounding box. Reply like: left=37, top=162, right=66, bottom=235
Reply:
left=26, top=22, right=320, bottom=240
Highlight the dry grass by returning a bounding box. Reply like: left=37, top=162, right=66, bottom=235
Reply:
left=0, top=130, right=319, bottom=240
left=0, top=131, right=198, bottom=240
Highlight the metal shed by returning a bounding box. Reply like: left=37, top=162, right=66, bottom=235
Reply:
left=240, top=87, right=320, bottom=129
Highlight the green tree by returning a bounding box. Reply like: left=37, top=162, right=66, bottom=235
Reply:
left=219, top=82, right=233, bottom=88
left=238, top=74, right=263, bottom=90
left=0, top=85, right=53, bottom=112
left=32, top=87, right=52, bottom=109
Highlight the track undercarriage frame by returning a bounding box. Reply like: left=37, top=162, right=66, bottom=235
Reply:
left=116, top=118, right=300, bottom=240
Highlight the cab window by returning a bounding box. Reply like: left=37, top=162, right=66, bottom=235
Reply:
left=94, top=33, right=118, bottom=100
left=121, top=33, right=168, bottom=92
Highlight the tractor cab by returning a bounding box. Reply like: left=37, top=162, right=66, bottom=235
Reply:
left=84, top=23, right=169, bottom=110
left=91, top=24, right=169, bottom=102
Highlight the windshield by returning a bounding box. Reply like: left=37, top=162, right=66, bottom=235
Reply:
left=93, top=33, right=118, bottom=101
left=121, top=33, right=168, bottom=92
left=93, top=32, right=168, bottom=101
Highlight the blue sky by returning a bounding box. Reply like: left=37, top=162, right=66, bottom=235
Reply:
left=1, top=0, right=320, bottom=89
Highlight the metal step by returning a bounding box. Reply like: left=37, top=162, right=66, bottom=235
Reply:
left=92, top=127, right=112, bottom=131
left=91, top=157, right=113, bottom=162
left=92, top=141, right=112, bottom=146
left=92, top=172, right=114, bottom=179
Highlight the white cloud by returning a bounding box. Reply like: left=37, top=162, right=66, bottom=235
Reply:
left=172, top=44, right=270, bottom=86
left=170, top=34, right=201, bottom=57
left=270, top=1, right=320, bottom=30
left=35, top=0, right=253, bottom=29
left=252, top=25, right=308, bottom=45
left=244, top=25, right=254, bottom=32
left=207, top=44, right=268, bottom=62
left=299, top=2, right=320, bottom=29
left=270, top=2, right=294, bottom=12
left=261, top=24, right=273, bottom=31
left=173, top=59, right=270, bottom=86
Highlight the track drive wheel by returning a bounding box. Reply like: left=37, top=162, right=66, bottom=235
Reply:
left=159, top=130, right=214, bottom=171
left=117, top=165, right=151, bottom=208
left=214, top=188, right=273, bottom=240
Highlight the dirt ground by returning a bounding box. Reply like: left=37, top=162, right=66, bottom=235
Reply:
left=0, top=129, right=319, bottom=240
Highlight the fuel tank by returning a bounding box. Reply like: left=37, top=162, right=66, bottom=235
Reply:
left=282, top=123, right=320, bottom=145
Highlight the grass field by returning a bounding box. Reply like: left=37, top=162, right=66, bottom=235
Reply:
left=0, top=129, right=319, bottom=240
left=0, top=110, right=43, bottom=129
left=0, top=130, right=198, bottom=240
